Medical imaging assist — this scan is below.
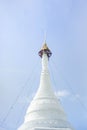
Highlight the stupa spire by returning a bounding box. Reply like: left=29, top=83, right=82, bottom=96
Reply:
left=18, top=42, right=74, bottom=130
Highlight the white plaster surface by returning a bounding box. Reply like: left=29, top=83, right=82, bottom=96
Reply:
left=18, top=53, right=74, bottom=130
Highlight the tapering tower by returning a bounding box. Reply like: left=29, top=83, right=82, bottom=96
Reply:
left=18, top=43, right=74, bottom=130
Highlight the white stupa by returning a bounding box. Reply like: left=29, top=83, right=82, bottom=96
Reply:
left=18, top=43, right=74, bottom=130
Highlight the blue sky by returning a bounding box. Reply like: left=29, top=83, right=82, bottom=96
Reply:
left=0, top=0, right=87, bottom=130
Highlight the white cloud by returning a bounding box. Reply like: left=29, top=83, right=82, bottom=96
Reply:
left=55, top=89, right=70, bottom=98
left=55, top=90, right=81, bottom=102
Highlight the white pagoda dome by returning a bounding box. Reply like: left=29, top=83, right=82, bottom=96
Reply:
left=18, top=43, right=74, bottom=130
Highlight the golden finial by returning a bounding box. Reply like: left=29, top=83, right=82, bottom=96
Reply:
left=42, top=43, right=49, bottom=50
